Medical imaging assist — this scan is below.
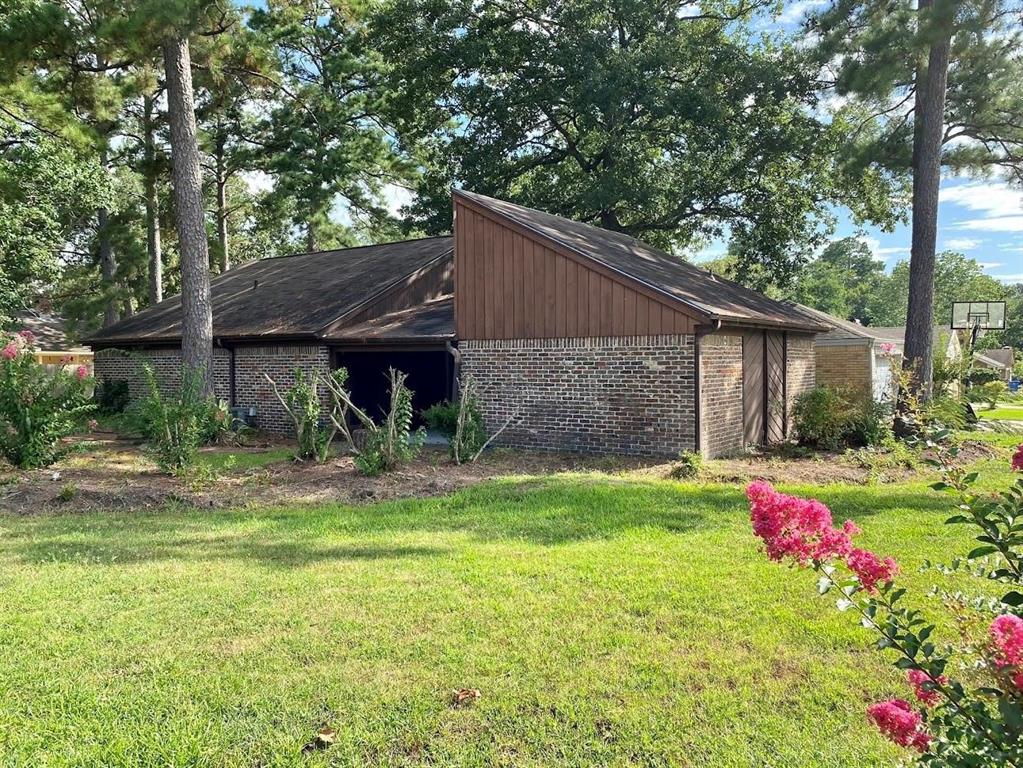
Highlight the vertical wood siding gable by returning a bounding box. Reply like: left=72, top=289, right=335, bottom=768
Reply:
left=454, top=200, right=698, bottom=340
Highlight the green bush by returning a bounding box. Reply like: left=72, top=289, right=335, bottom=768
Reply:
left=792, top=386, right=893, bottom=451
left=277, top=368, right=333, bottom=462
left=980, top=380, right=1007, bottom=410
left=668, top=450, right=702, bottom=480
left=355, top=369, right=425, bottom=476
left=93, top=378, right=130, bottom=415
left=423, top=401, right=459, bottom=436
left=0, top=330, right=94, bottom=468
left=133, top=365, right=229, bottom=473
left=424, top=380, right=488, bottom=464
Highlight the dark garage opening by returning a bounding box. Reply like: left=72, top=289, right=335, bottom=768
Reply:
left=331, top=347, right=454, bottom=426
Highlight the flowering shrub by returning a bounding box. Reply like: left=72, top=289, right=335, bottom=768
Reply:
left=748, top=438, right=1023, bottom=766
left=0, top=330, right=94, bottom=468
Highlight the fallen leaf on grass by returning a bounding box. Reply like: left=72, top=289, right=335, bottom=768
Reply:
left=301, top=725, right=336, bottom=753
left=450, top=688, right=481, bottom=708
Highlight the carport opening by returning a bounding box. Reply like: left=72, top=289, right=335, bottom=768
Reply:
left=332, top=347, right=453, bottom=426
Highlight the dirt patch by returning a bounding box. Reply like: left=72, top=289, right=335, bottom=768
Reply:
left=0, top=431, right=1000, bottom=515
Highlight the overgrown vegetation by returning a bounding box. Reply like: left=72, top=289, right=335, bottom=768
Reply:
left=92, top=378, right=130, bottom=415
left=668, top=450, right=703, bottom=480
left=0, top=330, right=94, bottom=468
left=132, top=364, right=231, bottom=473
left=422, top=376, right=488, bottom=464
left=265, top=368, right=335, bottom=462
left=792, top=386, right=891, bottom=451
left=325, top=367, right=425, bottom=476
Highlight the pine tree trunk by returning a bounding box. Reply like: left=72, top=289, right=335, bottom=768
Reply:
left=98, top=204, right=120, bottom=328
left=143, top=93, right=163, bottom=305
left=903, top=0, right=952, bottom=401
left=215, top=139, right=230, bottom=272
left=163, top=35, right=214, bottom=396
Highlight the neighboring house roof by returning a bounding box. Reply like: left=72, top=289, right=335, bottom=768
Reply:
left=974, top=347, right=1014, bottom=369
left=788, top=304, right=874, bottom=343
left=326, top=295, right=455, bottom=343
left=87, top=237, right=453, bottom=346
left=11, top=311, right=89, bottom=351
left=454, top=190, right=828, bottom=333
left=869, top=326, right=957, bottom=352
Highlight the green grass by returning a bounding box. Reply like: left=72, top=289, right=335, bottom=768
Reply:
left=978, top=404, right=1023, bottom=421
left=196, top=446, right=295, bottom=473
left=0, top=464, right=1016, bottom=767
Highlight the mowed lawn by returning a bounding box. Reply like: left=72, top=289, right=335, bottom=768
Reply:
left=0, top=465, right=1012, bottom=767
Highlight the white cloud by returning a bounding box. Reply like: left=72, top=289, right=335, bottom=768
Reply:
left=993, top=274, right=1023, bottom=284
left=861, top=236, right=909, bottom=259
left=940, top=182, right=1023, bottom=218
left=978, top=262, right=1004, bottom=270
left=958, top=216, right=1023, bottom=232
left=240, top=170, right=274, bottom=195
left=778, top=0, right=828, bottom=24
left=943, top=237, right=981, bottom=251
left=381, top=183, right=412, bottom=217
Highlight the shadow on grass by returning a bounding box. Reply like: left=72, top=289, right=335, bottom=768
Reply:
left=0, top=475, right=956, bottom=568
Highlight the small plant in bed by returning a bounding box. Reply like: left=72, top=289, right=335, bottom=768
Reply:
left=667, top=450, right=702, bottom=480
left=0, top=330, right=94, bottom=468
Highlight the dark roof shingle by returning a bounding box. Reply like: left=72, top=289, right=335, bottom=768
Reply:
left=88, top=237, right=453, bottom=345
left=455, top=190, right=827, bottom=333
left=325, top=295, right=454, bottom=343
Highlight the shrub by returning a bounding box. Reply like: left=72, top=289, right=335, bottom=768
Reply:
left=981, top=380, right=1007, bottom=410
left=792, top=386, right=857, bottom=450
left=423, top=401, right=459, bottom=436
left=668, top=450, right=702, bottom=480
left=93, top=378, right=130, bottom=415
left=747, top=437, right=1023, bottom=766
left=324, top=367, right=424, bottom=476
left=264, top=368, right=334, bottom=462
left=424, top=377, right=488, bottom=464
left=134, top=365, right=227, bottom=473
left=0, top=330, right=94, bottom=468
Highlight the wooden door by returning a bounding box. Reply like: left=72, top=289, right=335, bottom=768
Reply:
left=742, top=331, right=765, bottom=445
left=766, top=332, right=787, bottom=442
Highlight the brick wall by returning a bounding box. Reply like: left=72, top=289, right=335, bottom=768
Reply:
left=94, top=347, right=232, bottom=402
left=460, top=335, right=696, bottom=457
left=232, top=345, right=331, bottom=435
left=698, top=333, right=744, bottom=458
left=94, top=344, right=332, bottom=436
left=786, top=334, right=817, bottom=432
left=814, top=342, right=870, bottom=398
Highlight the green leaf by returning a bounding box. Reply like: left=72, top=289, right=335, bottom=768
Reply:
left=967, top=545, right=998, bottom=559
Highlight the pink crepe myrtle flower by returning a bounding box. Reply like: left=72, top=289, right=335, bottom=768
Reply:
left=991, top=614, right=1023, bottom=669
left=2, top=343, right=18, bottom=360
left=907, top=669, right=946, bottom=707
left=17, top=329, right=35, bottom=344
left=75, top=365, right=88, bottom=380
left=846, top=547, right=899, bottom=593
left=879, top=342, right=896, bottom=354
left=1012, top=444, right=1023, bottom=472
left=866, top=699, right=931, bottom=752
left=60, top=354, right=73, bottom=365
left=747, top=481, right=858, bottom=565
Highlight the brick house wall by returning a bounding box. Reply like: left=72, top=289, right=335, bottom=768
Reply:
left=786, top=334, right=817, bottom=432
left=232, top=345, right=331, bottom=434
left=460, top=335, right=696, bottom=457
left=814, top=342, right=870, bottom=399
left=93, top=343, right=331, bottom=436
left=698, top=333, right=744, bottom=458
left=94, top=347, right=232, bottom=402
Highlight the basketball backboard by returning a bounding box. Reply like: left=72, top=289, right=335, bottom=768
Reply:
left=951, top=301, right=1006, bottom=330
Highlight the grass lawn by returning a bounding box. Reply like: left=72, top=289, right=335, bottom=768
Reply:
left=0, top=460, right=1015, bottom=766
left=977, top=403, right=1023, bottom=421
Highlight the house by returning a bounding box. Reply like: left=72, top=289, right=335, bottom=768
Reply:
left=973, top=347, right=1015, bottom=382
left=794, top=304, right=962, bottom=401
left=89, top=190, right=827, bottom=457
left=12, top=311, right=93, bottom=373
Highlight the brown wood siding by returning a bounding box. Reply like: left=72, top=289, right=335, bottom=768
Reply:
left=334, top=254, right=453, bottom=327
left=454, top=200, right=698, bottom=339
left=766, top=332, right=786, bottom=442
left=743, top=331, right=765, bottom=445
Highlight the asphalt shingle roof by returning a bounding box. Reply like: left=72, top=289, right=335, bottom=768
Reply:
left=87, top=237, right=453, bottom=345
left=325, top=295, right=454, bottom=343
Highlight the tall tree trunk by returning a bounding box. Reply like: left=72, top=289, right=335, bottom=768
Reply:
left=163, top=35, right=214, bottom=396
left=903, top=0, right=952, bottom=401
left=305, top=223, right=316, bottom=253
left=215, top=137, right=230, bottom=272
left=98, top=203, right=119, bottom=328
left=143, top=93, right=163, bottom=305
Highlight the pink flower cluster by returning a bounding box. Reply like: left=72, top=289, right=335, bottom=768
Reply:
left=1012, top=444, right=1023, bottom=472
left=1, top=343, right=17, bottom=360
left=907, top=669, right=946, bottom=707
left=747, top=482, right=898, bottom=592
left=866, top=699, right=931, bottom=752
left=990, top=614, right=1023, bottom=688
left=846, top=548, right=900, bottom=594
left=747, top=481, right=858, bottom=564
left=75, top=365, right=88, bottom=381
left=879, top=342, right=896, bottom=354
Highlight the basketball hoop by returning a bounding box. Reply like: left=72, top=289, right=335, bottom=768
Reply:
left=951, top=301, right=1006, bottom=347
